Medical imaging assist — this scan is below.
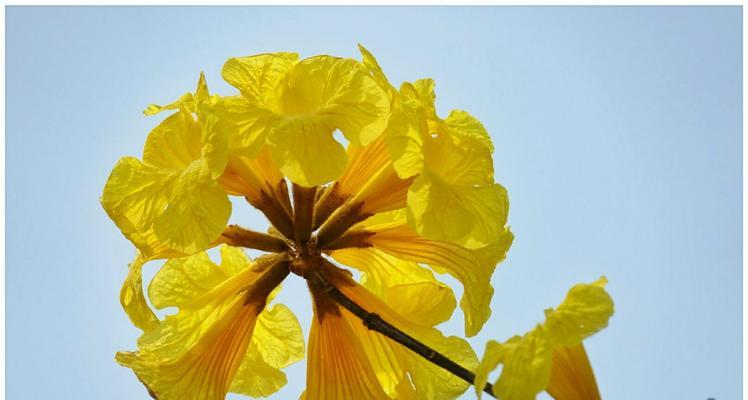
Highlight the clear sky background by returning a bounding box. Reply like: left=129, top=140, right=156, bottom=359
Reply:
left=6, top=6, right=742, bottom=400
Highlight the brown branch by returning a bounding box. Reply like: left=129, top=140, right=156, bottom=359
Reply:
left=306, top=269, right=496, bottom=398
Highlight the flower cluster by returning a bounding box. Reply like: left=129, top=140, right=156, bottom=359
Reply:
left=102, top=45, right=612, bottom=400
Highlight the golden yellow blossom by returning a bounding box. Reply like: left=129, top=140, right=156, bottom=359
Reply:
left=116, top=246, right=303, bottom=400
left=102, top=45, right=610, bottom=400
left=218, top=52, right=390, bottom=187
left=101, top=74, right=230, bottom=257
left=474, top=278, right=614, bottom=400
left=303, top=262, right=477, bottom=400
left=358, top=45, right=507, bottom=248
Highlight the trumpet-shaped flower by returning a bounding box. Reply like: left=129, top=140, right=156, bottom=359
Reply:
left=116, top=246, right=304, bottom=400
left=358, top=45, right=507, bottom=248
left=473, top=278, right=614, bottom=400
left=101, top=74, right=231, bottom=258
left=218, top=52, right=391, bottom=187
left=303, top=260, right=478, bottom=400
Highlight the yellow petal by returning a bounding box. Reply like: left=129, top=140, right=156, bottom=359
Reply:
left=222, top=53, right=390, bottom=187
left=441, top=110, right=494, bottom=154
left=337, top=137, right=392, bottom=197
left=142, top=111, right=202, bottom=170
left=219, top=244, right=255, bottom=276
left=544, top=277, right=614, bottom=347
left=116, top=252, right=290, bottom=400
left=222, top=52, right=298, bottom=112
left=102, top=79, right=231, bottom=256
left=476, top=278, right=614, bottom=400
left=353, top=164, right=414, bottom=215
left=546, top=344, right=601, bottom=400
left=268, top=116, right=350, bottom=187
left=385, top=97, right=427, bottom=179
left=117, top=298, right=262, bottom=400
left=473, top=341, right=499, bottom=400
left=213, top=95, right=278, bottom=157
left=200, top=110, right=231, bottom=179
left=148, top=251, right=231, bottom=310
left=401, top=81, right=493, bottom=158
left=151, top=161, right=232, bottom=254
left=230, top=302, right=305, bottom=397
left=483, top=331, right=554, bottom=400
left=408, top=79, right=437, bottom=120
left=423, top=129, right=494, bottom=187
left=330, top=248, right=455, bottom=327
left=405, top=131, right=506, bottom=246
left=305, top=291, right=391, bottom=400
left=283, top=55, right=390, bottom=147
left=354, top=49, right=428, bottom=180
left=327, top=265, right=477, bottom=400
left=408, top=176, right=508, bottom=247
left=389, top=80, right=504, bottom=246
left=253, top=302, right=305, bottom=369
left=228, top=341, right=288, bottom=398
left=367, top=222, right=513, bottom=336
left=219, top=148, right=284, bottom=201
left=120, top=254, right=159, bottom=332
left=103, top=158, right=168, bottom=223
left=101, top=156, right=174, bottom=258
left=218, top=53, right=294, bottom=157
left=101, top=155, right=222, bottom=258
left=357, top=44, right=397, bottom=102
left=336, top=137, right=415, bottom=214
left=143, top=72, right=209, bottom=116
left=395, top=378, right=418, bottom=400
left=142, top=75, right=228, bottom=179
left=143, top=93, right=190, bottom=116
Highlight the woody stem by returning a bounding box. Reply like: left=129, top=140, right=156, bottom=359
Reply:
left=307, top=271, right=496, bottom=398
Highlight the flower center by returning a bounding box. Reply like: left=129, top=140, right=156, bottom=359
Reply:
left=223, top=179, right=373, bottom=279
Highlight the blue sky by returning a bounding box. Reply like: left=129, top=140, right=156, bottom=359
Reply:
left=6, top=6, right=742, bottom=400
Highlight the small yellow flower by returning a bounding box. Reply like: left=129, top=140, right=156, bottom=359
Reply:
left=473, top=278, right=614, bottom=400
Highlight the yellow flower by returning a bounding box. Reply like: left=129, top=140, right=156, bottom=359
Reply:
left=116, top=246, right=304, bottom=400
left=101, top=73, right=231, bottom=258
left=302, top=261, right=477, bottom=400
left=103, top=46, right=609, bottom=400
left=473, top=278, right=614, bottom=400
left=217, top=52, right=391, bottom=187
left=112, top=126, right=511, bottom=398
left=358, top=45, right=507, bottom=248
